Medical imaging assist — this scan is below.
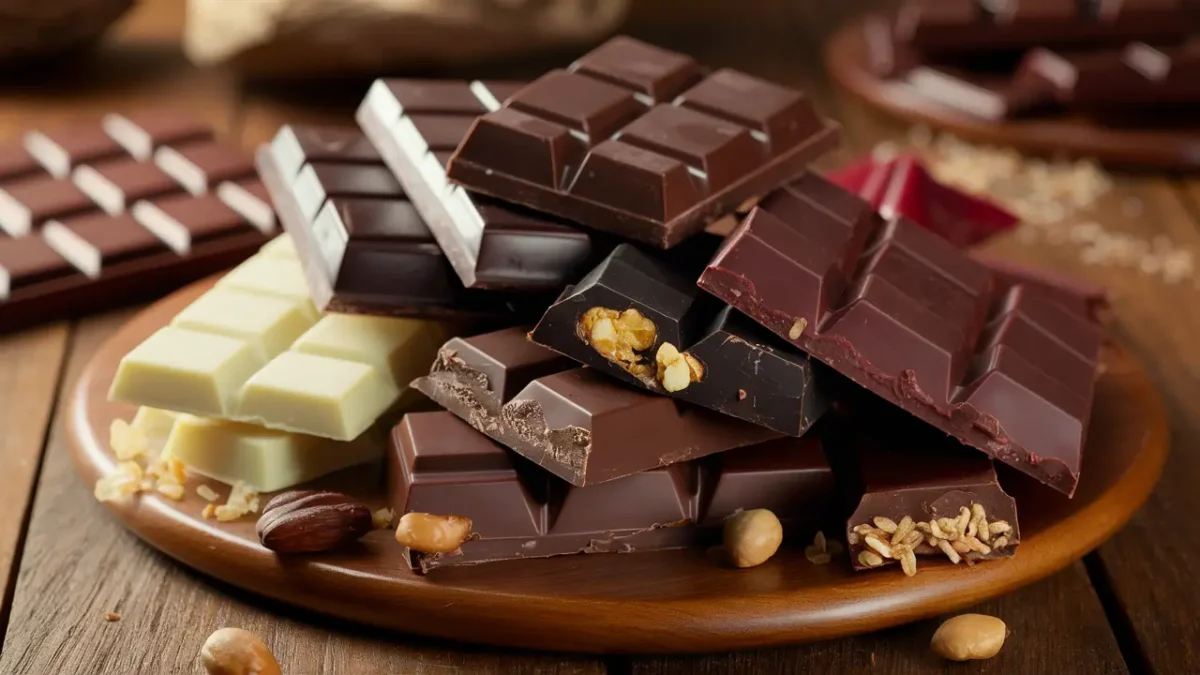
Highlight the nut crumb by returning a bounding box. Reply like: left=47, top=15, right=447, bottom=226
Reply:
left=156, top=483, right=185, bottom=501
left=103, top=611, right=121, bottom=622
left=372, top=507, right=395, bottom=530
left=737, top=389, right=746, bottom=400
left=202, top=504, right=217, bottom=519
left=851, top=503, right=1012, bottom=576
left=197, top=485, right=221, bottom=502
left=788, top=318, right=808, bottom=340
left=655, top=342, right=704, bottom=392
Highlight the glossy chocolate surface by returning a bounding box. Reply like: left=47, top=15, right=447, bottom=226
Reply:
left=358, top=79, right=608, bottom=290
left=1017, top=42, right=1200, bottom=111
left=0, top=114, right=272, bottom=333
left=446, top=36, right=840, bottom=248
left=411, top=327, right=783, bottom=486
left=388, top=411, right=833, bottom=571
left=257, top=124, right=548, bottom=320
left=698, top=172, right=1102, bottom=496
left=530, top=242, right=828, bottom=435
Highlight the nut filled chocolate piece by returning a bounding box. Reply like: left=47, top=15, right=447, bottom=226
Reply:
left=529, top=242, right=828, bottom=435
left=0, top=114, right=274, bottom=333
left=698, top=172, right=1103, bottom=497
left=446, top=36, right=840, bottom=249
left=357, top=79, right=610, bottom=290
left=389, top=410, right=833, bottom=572
left=257, top=124, right=550, bottom=320
left=411, top=327, right=782, bottom=486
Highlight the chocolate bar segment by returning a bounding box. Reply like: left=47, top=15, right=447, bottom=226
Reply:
left=0, top=115, right=274, bottom=333
left=358, top=79, right=607, bottom=290
left=698, top=172, right=1102, bottom=496
left=102, top=110, right=213, bottom=160
left=257, top=124, right=547, bottom=320
left=412, top=326, right=782, bottom=486
left=529, top=242, right=828, bottom=435
left=389, top=410, right=833, bottom=571
left=446, top=36, right=840, bottom=249
left=1016, top=41, right=1200, bottom=113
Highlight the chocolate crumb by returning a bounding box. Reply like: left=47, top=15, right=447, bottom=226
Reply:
left=104, top=612, right=121, bottom=622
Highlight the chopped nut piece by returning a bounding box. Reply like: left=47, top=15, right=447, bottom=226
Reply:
left=202, top=504, right=217, bottom=519
left=788, top=318, right=808, bottom=340
left=396, top=512, right=474, bottom=554
left=110, top=419, right=149, bottom=461
left=813, top=530, right=827, bottom=553
left=737, top=389, right=747, bottom=400
left=897, top=545, right=918, bottom=577
left=937, top=539, right=962, bottom=564
left=989, top=521, right=1012, bottom=535
left=951, top=540, right=972, bottom=555
left=992, top=536, right=1009, bottom=550
left=103, top=611, right=121, bottom=622
left=578, top=307, right=658, bottom=379
left=156, top=483, right=185, bottom=501
left=167, top=458, right=187, bottom=484
left=873, top=517, right=898, bottom=534
left=372, top=508, right=395, bottom=530
left=864, top=534, right=893, bottom=559
left=655, top=342, right=704, bottom=392
left=890, top=516, right=915, bottom=546
left=197, top=485, right=221, bottom=502
left=858, top=550, right=885, bottom=568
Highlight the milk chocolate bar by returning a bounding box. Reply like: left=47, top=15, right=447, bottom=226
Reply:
left=446, top=36, right=840, bottom=248
left=109, top=240, right=451, bottom=441
left=357, top=79, right=611, bottom=290
left=1016, top=41, right=1200, bottom=112
left=529, top=242, right=828, bottom=435
left=0, top=115, right=274, bottom=333
left=258, top=125, right=548, bottom=320
left=895, top=0, right=1199, bottom=56
left=977, top=256, right=1110, bottom=323
left=389, top=410, right=833, bottom=572
left=698, top=172, right=1103, bottom=496
left=411, top=327, right=782, bottom=486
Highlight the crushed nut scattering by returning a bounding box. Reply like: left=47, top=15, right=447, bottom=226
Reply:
left=849, top=503, right=1012, bottom=577
left=95, top=418, right=189, bottom=503
left=205, top=481, right=261, bottom=522
left=577, top=307, right=657, bottom=380
left=655, top=342, right=704, bottom=392
left=804, top=530, right=843, bottom=565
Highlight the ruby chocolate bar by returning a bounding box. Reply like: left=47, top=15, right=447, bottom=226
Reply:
left=529, top=241, right=828, bottom=436
left=411, top=327, right=782, bottom=486
left=357, top=79, right=612, bottom=291
left=257, top=125, right=547, bottom=320
left=698, top=172, right=1103, bottom=497
left=0, top=114, right=274, bottom=333
left=389, top=410, right=834, bottom=572
left=446, top=35, right=840, bottom=249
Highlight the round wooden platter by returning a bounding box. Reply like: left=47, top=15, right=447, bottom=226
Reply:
left=824, top=17, right=1200, bottom=169
left=68, top=277, right=1167, bottom=654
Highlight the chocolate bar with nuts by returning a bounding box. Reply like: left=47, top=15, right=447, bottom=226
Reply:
left=411, top=326, right=782, bottom=486
left=698, top=171, right=1103, bottom=497
left=389, top=410, right=834, bottom=572
left=529, top=241, right=828, bottom=435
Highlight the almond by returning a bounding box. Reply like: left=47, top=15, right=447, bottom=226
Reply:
left=255, top=490, right=372, bottom=553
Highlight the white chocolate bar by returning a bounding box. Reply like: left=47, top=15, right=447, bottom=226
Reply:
left=108, top=241, right=447, bottom=440
left=160, top=412, right=382, bottom=492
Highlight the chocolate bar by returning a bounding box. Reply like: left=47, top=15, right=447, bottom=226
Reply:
left=109, top=241, right=451, bottom=441
left=411, top=327, right=782, bottom=486
left=976, top=256, right=1110, bottom=323
left=697, top=172, right=1103, bottom=496
left=836, top=404, right=1020, bottom=574
left=357, top=79, right=612, bottom=290
left=446, top=35, right=840, bottom=249
left=826, top=155, right=1019, bottom=247
left=529, top=242, right=828, bottom=435
left=389, top=410, right=833, bottom=572
left=902, top=63, right=1058, bottom=120
left=1016, top=41, right=1200, bottom=112
left=895, top=0, right=1199, bottom=56
left=0, top=115, right=275, bottom=333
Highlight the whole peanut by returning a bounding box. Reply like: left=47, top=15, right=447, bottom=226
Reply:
left=931, top=614, right=1007, bottom=661
left=395, top=512, right=473, bottom=554
left=200, top=627, right=282, bottom=675
left=722, top=509, right=783, bottom=568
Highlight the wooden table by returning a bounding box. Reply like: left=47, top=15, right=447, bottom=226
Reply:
left=0, top=1, right=1196, bottom=673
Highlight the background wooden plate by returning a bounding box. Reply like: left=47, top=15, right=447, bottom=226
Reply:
left=823, top=17, right=1200, bottom=169
left=67, top=277, right=1167, bottom=654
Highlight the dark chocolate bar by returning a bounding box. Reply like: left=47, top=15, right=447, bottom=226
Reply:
left=697, top=172, right=1103, bottom=497
left=529, top=242, right=828, bottom=435
left=1016, top=41, right=1200, bottom=112
left=0, top=115, right=275, bottom=333
left=836, top=405, right=1020, bottom=574
left=357, top=79, right=611, bottom=290
left=902, top=63, right=1058, bottom=120
left=895, top=0, right=1199, bottom=56
left=257, top=124, right=549, bottom=321
left=446, top=35, right=840, bottom=249
left=411, top=326, right=783, bottom=486
left=389, top=410, right=834, bottom=572
left=975, top=255, right=1110, bottom=323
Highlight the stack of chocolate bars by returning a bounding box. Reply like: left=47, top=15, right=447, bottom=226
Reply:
left=864, top=0, right=1200, bottom=121
left=108, top=36, right=1104, bottom=577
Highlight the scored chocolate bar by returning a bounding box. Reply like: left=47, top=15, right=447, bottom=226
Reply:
left=895, top=0, right=1199, bottom=56
left=698, top=172, right=1103, bottom=497
left=1016, top=41, right=1200, bottom=112
left=389, top=410, right=834, bottom=572
left=257, top=125, right=546, bottom=320
left=357, top=79, right=612, bottom=290
left=446, top=35, right=840, bottom=249
left=411, top=327, right=782, bottom=486
left=529, top=241, right=828, bottom=435
left=0, top=114, right=275, bottom=333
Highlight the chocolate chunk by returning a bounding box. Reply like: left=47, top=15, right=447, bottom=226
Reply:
left=154, top=140, right=257, bottom=195
left=529, top=242, right=828, bottom=435
left=72, top=157, right=183, bottom=214
left=412, top=327, right=783, bottom=486
left=24, top=125, right=126, bottom=178
left=698, top=172, right=1102, bottom=496
left=446, top=36, right=840, bottom=249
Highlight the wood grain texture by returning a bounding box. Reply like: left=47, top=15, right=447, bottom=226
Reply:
left=617, top=562, right=1127, bottom=675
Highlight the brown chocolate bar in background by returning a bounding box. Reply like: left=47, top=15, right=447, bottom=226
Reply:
left=0, top=112, right=275, bottom=333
